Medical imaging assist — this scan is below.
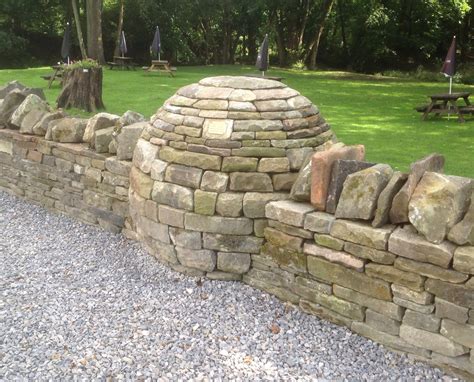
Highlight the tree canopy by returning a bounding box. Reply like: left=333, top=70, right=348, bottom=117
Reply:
left=0, top=0, right=472, bottom=71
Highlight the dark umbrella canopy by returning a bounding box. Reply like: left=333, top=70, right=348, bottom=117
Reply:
left=151, top=26, right=161, bottom=58
left=61, top=22, right=72, bottom=62
left=256, top=34, right=269, bottom=72
left=119, top=31, right=128, bottom=57
left=441, top=35, right=456, bottom=77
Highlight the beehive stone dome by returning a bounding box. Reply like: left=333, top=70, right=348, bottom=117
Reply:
left=129, top=75, right=336, bottom=277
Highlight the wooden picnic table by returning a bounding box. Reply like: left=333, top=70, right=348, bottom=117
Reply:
left=420, top=92, right=472, bottom=122
left=41, top=65, right=64, bottom=88
left=145, top=60, right=176, bottom=77
left=108, top=56, right=136, bottom=70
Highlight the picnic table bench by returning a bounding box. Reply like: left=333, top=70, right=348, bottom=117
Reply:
left=41, top=65, right=64, bottom=88
left=144, top=60, right=176, bottom=77
left=416, top=92, right=472, bottom=122
left=108, top=56, right=136, bottom=70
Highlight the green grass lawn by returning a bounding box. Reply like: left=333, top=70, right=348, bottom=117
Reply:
left=1, top=65, right=473, bottom=177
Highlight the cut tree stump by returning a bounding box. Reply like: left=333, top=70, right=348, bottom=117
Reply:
left=57, top=67, right=105, bottom=112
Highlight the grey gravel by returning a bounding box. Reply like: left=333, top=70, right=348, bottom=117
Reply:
left=0, top=191, right=456, bottom=381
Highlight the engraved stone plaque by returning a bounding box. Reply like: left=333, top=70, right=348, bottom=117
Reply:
left=203, top=119, right=233, bottom=139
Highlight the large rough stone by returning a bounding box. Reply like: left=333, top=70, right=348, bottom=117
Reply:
left=0, top=90, right=27, bottom=127
left=216, top=192, right=243, bottom=217
left=164, top=164, right=202, bottom=189
left=83, top=112, right=120, bottom=145
left=303, top=212, right=335, bottom=234
left=408, top=172, right=471, bottom=244
left=118, top=110, right=145, bottom=127
left=51, top=118, right=87, bottom=143
left=330, top=220, right=394, bottom=250
left=310, top=144, right=365, bottom=211
left=116, top=122, right=148, bottom=160
left=399, top=325, right=468, bottom=357
left=0, top=80, right=25, bottom=98
left=94, top=126, right=114, bottom=153
left=10, top=94, right=49, bottom=129
left=372, top=171, right=408, bottom=228
left=390, top=153, right=445, bottom=224
left=435, top=298, right=469, bottom=324
left=201, top=171, right=229, bottom=192
left=308, top=256, right=392, bottom=300
left=132, top=139, right=160, bottom=174
left=388, top=226, right=455, bottom=268
left=152, top=181, right=194, bottom=211
left=217, top=252, right=251, bottom=274
left=265, top=200, right=315, bottom=227
left=365, top=309, right=400, bottom=336
left=289, top=152, right=313, bottom=201
left=453, top=246, right=474, bottom=274
left=169, top=228, right=201, bottom=249
left=392, top=284, right=433, bottom=305
left=403, top=310, right=440, bottom=332
left=176, top=247, right=216, bottom=272
left=19, top=109, right=48, bottom=134
left=335, top=164, right=393, bottom=220
left=130, top=167, right=154, bottom=199
left=304, top=243, right=364, bottom=271
left=448, top=194, right=474, bottom=245
left=32, top=111, right=64, bottom=136
left=326, top=160, right=375, bottom=214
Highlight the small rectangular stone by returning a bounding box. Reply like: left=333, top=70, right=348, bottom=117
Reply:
left=194, top=190, right=217, bottom=215
left=308, top=256, right=392, bottom=301
left=399, top=325, right=468, bottom=357
left=242, top=192, right=289, bottom=218
left=185, top=213, right=253, bottom=235
left=365, top=263, right=425, bottom=291
left=366, top=309, right=400, bottom=336
left=331, top=220, right=394, bottom=250
left=169, top=227, right=201, bottom=249
left=344, top=242, right=396, bottom=265
left=176, top=247, right=216, bottom=272
left=265, top=200, right=315, bottom=227
left=403, top=310, right=441, bottom=332
left=300, top=300, right=353, bottom=328
left=425, top=278, right=474, bottom=309
left=137, top=216, right=169, bottom=244
left=388, top=227, right=455, bottom=268
left=159, top=146, right=221, bottom=170
left=351, top=322, right=430, bottom=358
left=435, top=297, right=469, bottom=324
left=229, top=172, right=273, bottom=192
left=221, top=157, right=258, bottom=172
left=152, top=181, right=193, bottom=211
left=294, top=276, right=333, bottom=299
left=258, top=158, right=290, bottom=173
left=187, top=144, right=231, bottom=157
left=231, top=147, right=286, bottom=157
left=202, top=233, right=263, bottom=254
left=217, top=252, right=251, bottom=274
left=314, top=234, right=344, bottom=251
left=392, top=284, right=433, bottom=305
left=272, top=173, right=298, bottom=191
left=268, top=220, right=313, bottom=239
left=245, top=268, right=294, bottom=288
left=164, top=163, right=203, bottom=189
left=394, top=297, right=434, bottom=314
left=333, top=285, right=403, bottom=320
left=158, top=205, right=185, bottom=228
left=264, top=227, right=303, bottom=253
left=304, top=243, right=364, bottom=271
left=395, top=257, right=468, bottom=284
left=440, top=319, right=474, bottom=348
left=453, top=246, right=474, bottom=274
left=303, top=212, right=335, bottom=234
left=260, top=242, right=306, bottom=273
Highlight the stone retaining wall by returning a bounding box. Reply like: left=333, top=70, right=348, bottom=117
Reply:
left=0, top=129, right=131, bottom=233
left=243, top=199, right=473, bottom=377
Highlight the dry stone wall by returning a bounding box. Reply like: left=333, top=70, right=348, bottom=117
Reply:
left=0, top=77, right=472, bottom=378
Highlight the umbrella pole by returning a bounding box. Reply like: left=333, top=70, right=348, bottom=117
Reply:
left=158, top=53, right=161, bottom=61
left=262, top=71, right=265, bottom=77
left=449, top=77, right=452, bottom=94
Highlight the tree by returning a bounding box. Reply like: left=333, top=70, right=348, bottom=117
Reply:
left=72, top=0, right=88, bottom=59
left=86, top=0, right=105, bottom=64
left=113, top=0, right=125, bottom=57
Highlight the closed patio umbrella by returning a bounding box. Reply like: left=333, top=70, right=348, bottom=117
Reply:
left=256, top=34, right=269, bottom=76
left=441, top=35, right=456, bottom=94
left=119, top=31, right=128, bottom=57
left=151, top=26, right=161, bottom=61
left=61, top=22, right=72, bottom=64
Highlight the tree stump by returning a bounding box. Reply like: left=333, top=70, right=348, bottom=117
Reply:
left=57, top=67, right=105, bottom=112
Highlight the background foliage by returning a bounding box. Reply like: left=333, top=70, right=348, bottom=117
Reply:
left=0, top=0, right=473, bottom=74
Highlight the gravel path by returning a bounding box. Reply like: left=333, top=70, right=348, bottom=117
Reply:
left=0, top=191, right=454, bottom=381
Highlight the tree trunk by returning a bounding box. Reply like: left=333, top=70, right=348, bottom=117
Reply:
left=72, top=0, right=88, bottom=59
left=57, top=67, right=105, bottom=112
left=86, top=0, right=106, bottom=64
left=306, top=0, right=335, bottom=70
left=113, top=0, right=125, bottom=57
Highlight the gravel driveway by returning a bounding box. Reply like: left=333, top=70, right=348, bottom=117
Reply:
left=0, top=191, right=454, bottom=380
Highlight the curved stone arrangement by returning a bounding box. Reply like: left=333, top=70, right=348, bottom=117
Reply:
left=128, top=76, right=335, bottom=278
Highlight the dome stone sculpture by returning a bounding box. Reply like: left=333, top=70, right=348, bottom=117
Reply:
left=129, top=76, right=336, bottom=278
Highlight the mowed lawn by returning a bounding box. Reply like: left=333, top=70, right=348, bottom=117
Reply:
left=0, top=65, right=472, bottom=177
